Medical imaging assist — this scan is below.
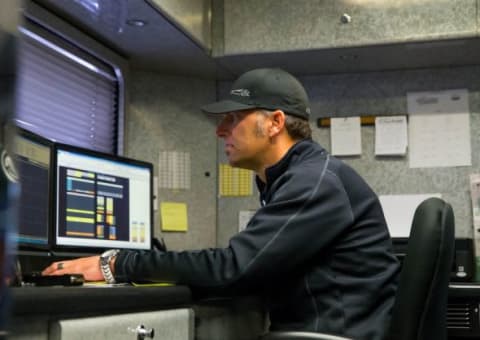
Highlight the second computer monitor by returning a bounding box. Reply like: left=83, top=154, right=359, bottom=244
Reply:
left=13, top=127, right=53, bottom=249
left=53, top=143, right=153, bottom=251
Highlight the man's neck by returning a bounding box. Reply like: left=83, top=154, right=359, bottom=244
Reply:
left=256, top=137, right=299, bottom=183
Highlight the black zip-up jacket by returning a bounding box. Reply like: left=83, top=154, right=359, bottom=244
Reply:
left=115, top=139, right=400, bottom=340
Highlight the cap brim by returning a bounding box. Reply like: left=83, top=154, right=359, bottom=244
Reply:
left=201, top=100, right=256, bottom=114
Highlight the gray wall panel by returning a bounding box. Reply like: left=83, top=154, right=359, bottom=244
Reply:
left=223, top=0, right=337, bottom=54
left=126, top=67, right=480, bottom=249
left=217, top=65, right=480, bottom=247
left=221, top=0, right=477, bottom=55
left=127, top=71, right=218, bottom=251
left=334, top=0, right=477, bottom=46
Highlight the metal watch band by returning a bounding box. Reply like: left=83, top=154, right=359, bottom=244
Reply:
left=100, top=249, right=120, bottom=284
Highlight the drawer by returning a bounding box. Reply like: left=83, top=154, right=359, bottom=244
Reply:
left=49, top=308, right=193, bottom=340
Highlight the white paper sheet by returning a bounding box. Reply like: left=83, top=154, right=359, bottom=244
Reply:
left=238, top=210, right=256, bottom=232
left=470, top=174, right=480, bottom=225
left=379, top=193, right=442, bottom=238
left=407, top=89, right=471, bottom=168
left=375, top=116, right=408, bottom=156
left=330, top=117, right=361, bottom=156
left=469, top=174, right=480, bottom=258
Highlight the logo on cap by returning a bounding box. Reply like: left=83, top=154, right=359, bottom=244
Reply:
left=230, top=89, right=250, bottom=97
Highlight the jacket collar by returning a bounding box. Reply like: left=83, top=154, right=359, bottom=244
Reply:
left=255, top=138, right=317, bottom=192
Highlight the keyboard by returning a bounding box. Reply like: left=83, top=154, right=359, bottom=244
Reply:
left=22, top=272, right=84, bottom=286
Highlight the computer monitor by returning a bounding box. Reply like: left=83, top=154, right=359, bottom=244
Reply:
left=52, top=143, right=153, bottom=252
left=13, top=128, right=53, bottom=249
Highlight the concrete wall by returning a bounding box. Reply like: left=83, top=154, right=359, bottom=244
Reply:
left=126, top=71, right=218, bottom=250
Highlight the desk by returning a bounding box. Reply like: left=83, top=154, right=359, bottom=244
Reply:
left=8, top=286, right=267, bottom=340
left=9, top=285, right=193, bottom=340
left=9, top=283, right=475, bottom=339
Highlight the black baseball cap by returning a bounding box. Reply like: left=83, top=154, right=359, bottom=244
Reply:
left=201, top=68, right=311, bottom=120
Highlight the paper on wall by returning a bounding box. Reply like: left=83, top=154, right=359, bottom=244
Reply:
left=330, top=117, right=362, bottom=156
left=160, top=202, right=188, bottom=232
left=375, top=116, right=408, bottom=156
left=238, top=210, right=256, bottom=232
left=219, top=163, right=253, bottom=196
left=158, top=151, right=191, bottom=190
left=470, top=174, right=480, bottom=225
left=469, top=174, right=480, bottom=258
left=407, top=89, right=471, bottom=168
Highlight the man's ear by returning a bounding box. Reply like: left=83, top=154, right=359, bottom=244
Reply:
left=269, top=110, right=286, bottom=137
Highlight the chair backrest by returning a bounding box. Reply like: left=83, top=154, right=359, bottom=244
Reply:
left=387, top=197, right=455, bottom=340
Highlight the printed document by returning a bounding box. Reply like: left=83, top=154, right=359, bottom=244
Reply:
left=407, top=89, right=471, bottom=168
left=375, top=115, right=408, bottom=156
left=330, top=117, right=362, bottom=156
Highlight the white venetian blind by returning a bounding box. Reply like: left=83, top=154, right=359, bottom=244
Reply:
left=16, top=24, right=119, bottom=154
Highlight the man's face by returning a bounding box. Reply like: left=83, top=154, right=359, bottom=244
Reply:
left=215, top=109, right=271, bottom=171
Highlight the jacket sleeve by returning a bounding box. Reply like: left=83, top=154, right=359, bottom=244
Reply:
left=114, top=162, right=356, bottom=289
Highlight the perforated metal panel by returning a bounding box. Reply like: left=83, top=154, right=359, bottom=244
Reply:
left=447, top=301, right=480, bottom=338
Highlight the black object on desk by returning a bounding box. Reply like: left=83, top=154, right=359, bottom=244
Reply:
left=395, top=237, right=475, bottom=282
left=22, top=272, right=84, bottom=286
left=153, top=237, right=167, bottom=251
left=450, top=238, right=475, bottom=282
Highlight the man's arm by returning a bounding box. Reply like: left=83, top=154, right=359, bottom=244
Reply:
left=113, top=169, right=355, bottom=288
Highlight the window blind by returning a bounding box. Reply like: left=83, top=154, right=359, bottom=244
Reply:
left=15, top=23, right=119, bottom=154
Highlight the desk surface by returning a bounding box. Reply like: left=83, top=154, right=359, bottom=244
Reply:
left=11, top=285, right=192, bottom=317
left=10, top=282, right=480, bottom=318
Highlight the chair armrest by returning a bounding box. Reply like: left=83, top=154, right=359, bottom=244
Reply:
left=262, top=331, right=353, bottom=340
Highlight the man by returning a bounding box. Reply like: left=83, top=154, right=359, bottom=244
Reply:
left=43, top=68, right=400, bottom=339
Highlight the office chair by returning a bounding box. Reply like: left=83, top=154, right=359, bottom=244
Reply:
left=263, top=197, right=455, bottom=340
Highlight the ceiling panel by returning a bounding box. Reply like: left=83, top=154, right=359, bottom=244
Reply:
left=32, top=0, right=232, bottom=79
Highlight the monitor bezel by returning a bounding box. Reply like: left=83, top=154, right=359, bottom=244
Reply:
left=13, top=126, right=54, bottom=251
left=51, top=142, right=154, bottom=253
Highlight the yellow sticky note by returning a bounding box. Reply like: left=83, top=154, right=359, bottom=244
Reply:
left=160, top=202, right=188, bottom=232
left=219, top=163, right=253, bottom=196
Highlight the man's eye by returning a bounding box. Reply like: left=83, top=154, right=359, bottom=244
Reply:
left=226, top=114, right=237, bottom=123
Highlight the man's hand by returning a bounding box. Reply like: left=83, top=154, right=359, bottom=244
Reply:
left=42, top=256, right=104, bottom=282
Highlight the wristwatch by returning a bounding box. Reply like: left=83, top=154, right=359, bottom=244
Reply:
left=100, top=249, right=120, bottom=284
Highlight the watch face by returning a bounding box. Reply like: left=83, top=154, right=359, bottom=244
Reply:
left=100, top=256, right=109, bottom=266
left=101, top=250, right=119, bottom=266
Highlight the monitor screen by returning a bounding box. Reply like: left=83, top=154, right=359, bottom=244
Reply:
left=53, top=143, right=153, bottom=251
left=13, top=128, right=53, bottom=248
